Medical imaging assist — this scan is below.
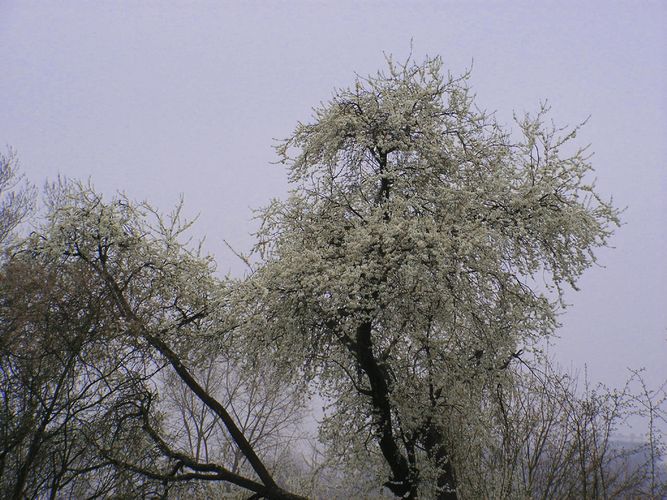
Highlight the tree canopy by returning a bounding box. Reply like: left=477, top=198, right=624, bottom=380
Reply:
left=244, top=55, right=620, bottom=498
left=3, top=56, right=664, bottom=500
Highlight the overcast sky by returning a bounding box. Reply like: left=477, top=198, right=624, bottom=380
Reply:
left=1, top=1, right=665, bottom=393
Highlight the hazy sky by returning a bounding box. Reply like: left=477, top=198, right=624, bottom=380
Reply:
left=1, top=1, right=665, bottom=392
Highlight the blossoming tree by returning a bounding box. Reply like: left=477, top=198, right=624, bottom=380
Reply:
left=244, top=55, right=619, bottom=498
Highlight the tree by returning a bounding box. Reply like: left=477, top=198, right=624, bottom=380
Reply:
left=0, top=149, right=34, bottom=250
left=0, top=233, right=164, bottom=499
left=1, top=182, right=308, bottom=499
left=478, top=358, right=666, bottom=499
left=242, top=55, right=620, bottom=498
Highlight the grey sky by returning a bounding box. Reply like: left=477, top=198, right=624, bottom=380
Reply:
left=1, top=1, right=665, bottom=391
